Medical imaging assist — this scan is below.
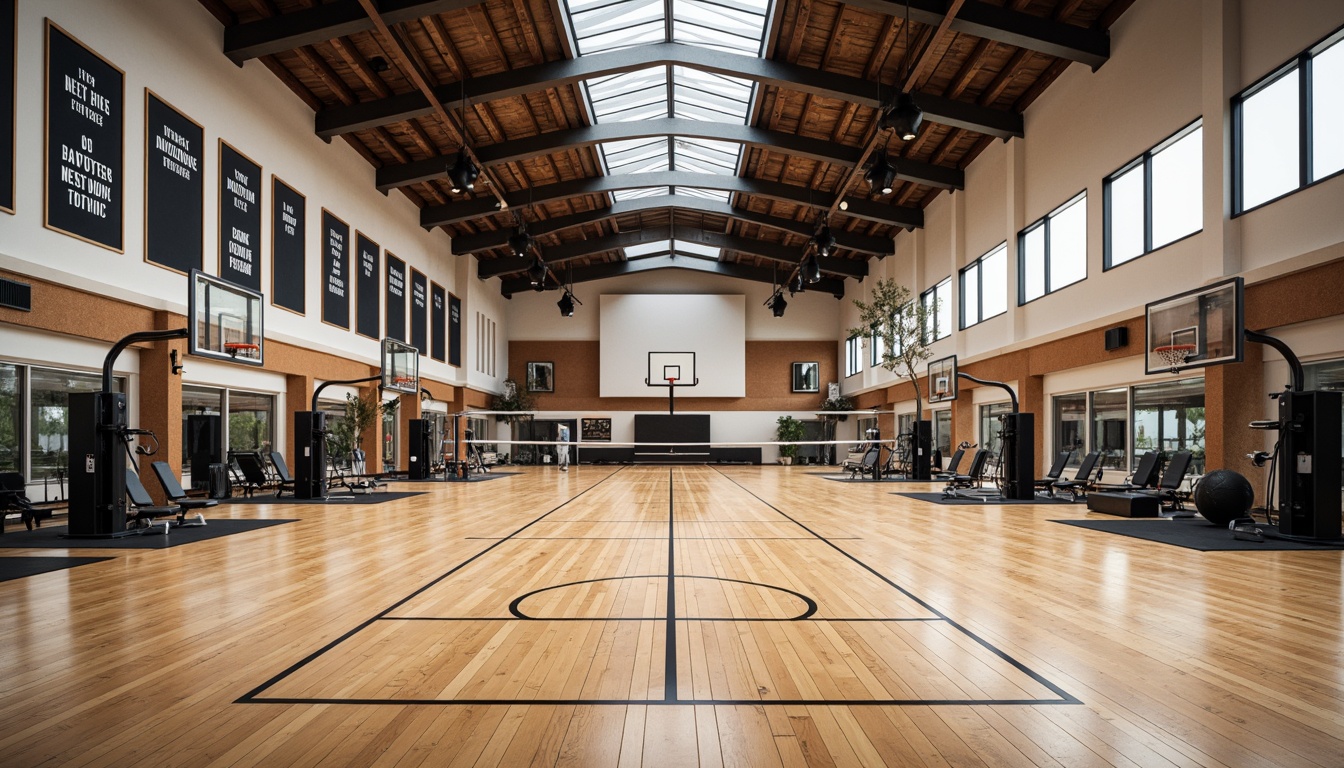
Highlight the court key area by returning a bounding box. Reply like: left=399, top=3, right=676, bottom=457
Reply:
left=244, top=466, right=1071, bottom=707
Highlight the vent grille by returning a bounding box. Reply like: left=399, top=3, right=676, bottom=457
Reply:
left=0, top=278, right=32, bottom=312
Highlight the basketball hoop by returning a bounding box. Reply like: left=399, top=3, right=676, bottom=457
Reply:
left=222, top=342, right=259, bottom=358
left=665, top=377, right=677, bottom=387
left=1153, top=343, right=1196, bottom=374
left=392, top=376, right=414, bottom=386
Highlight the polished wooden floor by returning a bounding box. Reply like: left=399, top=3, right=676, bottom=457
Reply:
left=1, top=465, right=1341, bottom=766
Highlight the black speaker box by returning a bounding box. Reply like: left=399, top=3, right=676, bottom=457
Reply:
left=408, top=418, right=433, bottom=480
left=1104, top=327, right=1128, bottom=350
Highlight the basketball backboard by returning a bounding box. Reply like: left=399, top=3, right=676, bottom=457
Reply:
left=646, top=351, right=698, bottom=387
left=382, top=337, right=419, bottom=394
left=188, top=269, right=264, bottom=366
left=1145, top=277, right=1243, bottom=375
left=927, top=354, right=958, bottom=403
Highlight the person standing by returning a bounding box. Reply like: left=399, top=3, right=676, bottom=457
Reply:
left=556, top=423, right=570, bottom=472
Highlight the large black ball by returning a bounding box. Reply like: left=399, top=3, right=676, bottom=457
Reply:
left=1193, top=469, right=1255, bottom=525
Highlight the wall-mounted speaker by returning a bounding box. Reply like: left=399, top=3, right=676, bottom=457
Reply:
left=1104, top=327, right=1128, bottom=350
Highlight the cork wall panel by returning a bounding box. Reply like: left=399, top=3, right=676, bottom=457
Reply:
left=507, top=340, right=838, bottom=412
left=0, top=267, right=156, bottom=344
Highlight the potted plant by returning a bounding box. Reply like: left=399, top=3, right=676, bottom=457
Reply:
left=327, top=391, right=379, bottom=465
left=817, top=393, right=853, bottom=465
left=491, top=378, right=535, bottom=424
left=776, top=415, right=805, bottom=465
left=820, top=393, right=854, bottom=421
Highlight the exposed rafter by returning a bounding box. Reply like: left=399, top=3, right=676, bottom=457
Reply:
left=449, top=195, right=895, bottom=257
left=376, top=119, right=964, bottom=193
left=500, top=254, right=846, bottom=298
left=316, top=43, right=1023, bottom=140
left=478, top=225, right=868, bottom=279
left=223, top=0, right=488, bottom=65
left=422, top=172, right=923, bottom=229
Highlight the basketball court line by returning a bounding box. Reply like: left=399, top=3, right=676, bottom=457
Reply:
left=239, top=466, right=1077, bottom=707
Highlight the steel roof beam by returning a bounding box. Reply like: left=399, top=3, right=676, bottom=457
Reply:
left=377, top=118, right=963, bottom=192
left=316, top=42, right=1022, bottom=139
left=223, top=0, right=487, bottom=65
left=449, top=195, right=894, bottom=257
left=423, top=171, right=923, bottom=229
left=501, top=254, right=846, bottom=297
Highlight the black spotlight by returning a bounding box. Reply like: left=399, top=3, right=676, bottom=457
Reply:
left=882, top=92, right=923, bottom=141
left=789, top=271, right=805, bottom=294
left=814, top=224, right=836, bottom=257
left=802, top=253, right=822, bottom=284
left=768, top=291, right=787, bottom=318
left=528, top=256, right=547, bottom=286
left=447, top=149, right=479, bottom=194
left=368, top=56, right=390, bottom=73
left=508, top=228, right=536, bottom=257
left=557, top=291, right=575, bottom=317
left=864, top=149, right=897, bottom=195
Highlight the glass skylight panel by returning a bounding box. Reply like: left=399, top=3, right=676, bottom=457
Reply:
left=603, top=138, right=670, bottom=174
left=672, top=240, right=720, bottom=259
left=672, top=68, right=752, bottom=121
left=673, top=0, right=769, bottom=55
left=569, top=0, right=664, bottom=54
left=612, top=187, right=671, bottom=201
left=676, top=187, right=731, bottom=201
left=674, top=138, right=739, bottom=174
left=587, top=69, right=668, bottom=122
left=625, top=239, right=672, bottom=258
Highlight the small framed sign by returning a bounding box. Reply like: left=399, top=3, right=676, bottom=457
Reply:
left=581, top=417, right=611, bottom=442
left=792, top=361, right=820, bottom=393
left=526, top=361, right=553, bottom=393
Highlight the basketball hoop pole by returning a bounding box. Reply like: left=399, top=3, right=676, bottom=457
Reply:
left=666, top=378, right=677, bottom=415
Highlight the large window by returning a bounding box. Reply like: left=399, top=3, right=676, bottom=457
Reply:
left=1105, top=120, right=1203, bottom=268
left=960, top=244, right=1007, bottom=328
left=844, top=335, right=861, bottom=377
left=1019, top=192, right=1086, bottom=304
left=1132, top=378, right=1206, bottom=473
left=869, top=323, right=883, bottom=367
left=228, top=391, right=274, bottom=454
left=1091, top=388, right=1128, bottom=472
left=29, top=368, right=123, bottom=482
left=1235, top=27, right=1344, bottom=213
left=933, top=409, right=952, bottom=459
left=0, top=364, right=20, bottom=473
left=1053, top=393, right=1087, bottom=469
left=979, top=402, right=1014, bottom=459
left=920, top=278, right=952, bottom=342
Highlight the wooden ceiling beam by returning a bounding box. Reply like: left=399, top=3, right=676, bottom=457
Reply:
left=500, top=254, right=846, bottom=297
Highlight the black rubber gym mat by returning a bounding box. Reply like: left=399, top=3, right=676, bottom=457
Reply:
left=223, top=491, right=425, bottom=504
left=0, top=556, right=112, bottom=582
left=0, top=519, right=296, bottom=549
left=811, top=474, right=937, bottom=483
left=1052, top=518, right=1344, bottom=551
left=895, top=492, right=1081, bottom=505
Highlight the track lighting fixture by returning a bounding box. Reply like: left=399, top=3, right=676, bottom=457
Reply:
left=789, top=271, right=805, bottom=294
left=557, top=290, right=578, bottom=317
left=864, top=149, right=897, bottom=195
left=883, top=92, right=923, bottom=141
left=368, top=56, right=389, bottom=73
left=813, top=222, right=836, bottom=258
left=802, top=252, right=822, bottom=284
left=767, top=291, right=787, bottom=318
left=508, top=224, right=536, bottom=258
left=528, top=255, right=547, bottom=286
left=447, top=148, right=479, bottom=194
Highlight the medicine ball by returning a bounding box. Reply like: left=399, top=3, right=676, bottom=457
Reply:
left=1192, top=469, right=1255, bottom=525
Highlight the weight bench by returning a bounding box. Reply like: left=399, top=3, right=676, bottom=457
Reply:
left=124, top=469, right=195, bottom=534
left=150, top=461, right=215, bottom=523
left=2, top=471, right=49, bottom=531
left=941, top=449, right=992, bottom=499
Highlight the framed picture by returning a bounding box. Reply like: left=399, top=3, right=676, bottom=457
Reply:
left=792, top=361, right=820, bottom=393
left=526, top=361, right=554, bottom=392
left=581, top=417, right=612, bottom=442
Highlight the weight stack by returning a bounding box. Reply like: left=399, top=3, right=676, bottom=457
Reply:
left=911, top=420, right=932, bottom=480
left=998, top=412, right=1036, bottom=500
left=294, top=411, right=327, bottom=499
left=1278, top=391, right=1341, bottom=540
left=67, top=391, right=128, bottom=536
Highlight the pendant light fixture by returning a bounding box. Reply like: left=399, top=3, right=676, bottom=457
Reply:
left=448, top=81, right=480, bottom=194
left=881, top=0, right=924, bottom=142
left=557, top=263, right=581, bottom=317
left=864, top=148, right=897, bottom=195
left=764, top=265, right=788, bottom=317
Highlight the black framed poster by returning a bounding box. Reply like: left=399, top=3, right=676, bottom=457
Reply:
left=321, top=209, right=349, bottom=329
left=1, top=0, right=15, bottom=214
left=410, top=268, right=428, bottom=356
left=385, top=253, right=406, bottom=342
left=144, top=91, right=202, bottom=273
left=430, top=282, right=446, bottom=362
left=44, top=21, right=124, bottom=251
left=448, top=292, right=462, bottom=367
left=355, top=231, right=380, bottom=339
left=219, top=141, right=262, bottom=290
left=271, top=176, right=305, bottom=314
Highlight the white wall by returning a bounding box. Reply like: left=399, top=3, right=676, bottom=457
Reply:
left=0, top=0, right=488, bottom=391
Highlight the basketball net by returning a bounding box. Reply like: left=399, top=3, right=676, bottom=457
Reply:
left=1154, top=344, right=1196, bottom=375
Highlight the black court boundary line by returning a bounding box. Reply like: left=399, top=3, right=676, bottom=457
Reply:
left=711, top=466, right=1081, bottom=707
left=241, top=465, right=1076, bottom=707
left=237, top=466, right=630, bottom=704
left=466, top=536, right=860, bottom=541
left=383, top=616, right=939, bottom=623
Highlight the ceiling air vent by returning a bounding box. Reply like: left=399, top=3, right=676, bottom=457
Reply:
left=0, top=277, right=32, bottom=312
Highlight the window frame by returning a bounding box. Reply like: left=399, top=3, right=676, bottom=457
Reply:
left=960, top=243, right=1008, bottom=329
left=920, top=277, right=952, bottom=343
left=1103, top=118, right=1204, bottom=270
left=844, top=335, right=861, bottom=378
left=1017, top=191, right=1088, bottom=306
left=1233, top=24, right=1344, bottom=216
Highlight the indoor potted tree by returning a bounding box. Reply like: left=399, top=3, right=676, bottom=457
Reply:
left=817, top=391, right=854, bottom=465
left=775, top=415, right=805, bottom=465
left=848, top=278, right=938, bottom=478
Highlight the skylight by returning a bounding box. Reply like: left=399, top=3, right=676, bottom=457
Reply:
left=622, top=238, right=722, bottom=261
left=562, top=0, right=773, bottom=260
